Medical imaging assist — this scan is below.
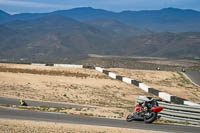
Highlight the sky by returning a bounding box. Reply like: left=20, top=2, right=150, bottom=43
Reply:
left=0, top=0, right=200, bottom=14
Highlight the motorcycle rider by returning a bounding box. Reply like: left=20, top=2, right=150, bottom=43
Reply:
left=139, top=97, right=157, bottom=108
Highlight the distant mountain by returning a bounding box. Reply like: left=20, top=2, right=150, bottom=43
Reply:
left=0, top=10, right=9, bottom=16
left=0, top=10, right=12, bottom=24
left=0, top=11, right=48, bottom=24
left=86, top=18, right=149, bottom=38
left=53, top=7, right=116, bottom=21
left=0, top=7, right=115, bottom=24
left=118, top=7, right=200, bottom=32
left=0, top=14, right=112, bottom=58
left=106, top=32, right=200, bottom=58
left=1, top=7, right=200, bottom=32
left=0, top=8, right=200, bottom=59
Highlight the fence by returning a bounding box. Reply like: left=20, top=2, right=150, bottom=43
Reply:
left=136, top=96, right=200, bottom=124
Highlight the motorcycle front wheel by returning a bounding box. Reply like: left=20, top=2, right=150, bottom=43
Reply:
left=126, top=114, right=134, bottom=122
left=144, top=112, right=157, bottom=123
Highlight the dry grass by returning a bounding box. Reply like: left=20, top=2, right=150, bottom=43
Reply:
left=108, top=68, right=200, bottom=103
left=0, top=63, right=152, bottom=117
left=0, top=64, right=107, bottom=79
left=0, top=119, right=163, bottom=133
left=0, top=72, right=148, bottom=108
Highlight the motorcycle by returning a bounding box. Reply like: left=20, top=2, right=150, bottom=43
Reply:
left=126, top=97, right=163, bottom=123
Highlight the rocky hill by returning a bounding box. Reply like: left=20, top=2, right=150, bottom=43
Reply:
left=0, top=7, right=200, bottom=59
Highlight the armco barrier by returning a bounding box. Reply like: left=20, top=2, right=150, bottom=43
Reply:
left=53, top=64, right=83, bottom=68
left=136, top=96, right=200, bottom=124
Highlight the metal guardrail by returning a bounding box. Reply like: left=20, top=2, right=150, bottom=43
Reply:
left=136, top=96, right=200, bottom=124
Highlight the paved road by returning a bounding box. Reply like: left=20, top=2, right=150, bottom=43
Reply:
left=0, top=107, right=200, bottom=133
left=185, top=71, right=200, bottom=87
left=0, top=97, right=96, bottom=109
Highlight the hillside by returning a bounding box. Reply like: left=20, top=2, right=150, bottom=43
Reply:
left=86, top=18, right=149, bottom=38
left=1, top=7, right=200, bottom=32
left=0, top=10, right=11, bottom=24
left=0, top=8, right=200, bottom=59
left=107, top=32, right=200, bottom=58
left=0, top=14, right=112, bottom=59
left=118, top=8, right=200, bottom=32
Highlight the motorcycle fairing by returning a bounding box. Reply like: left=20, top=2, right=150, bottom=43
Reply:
left=151, top=106, right=163, bottom=112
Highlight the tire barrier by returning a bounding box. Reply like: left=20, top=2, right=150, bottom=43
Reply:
left=83, top=65, right=95, bottom=69
left=45, top=63, right=54, bottom=66
left=136, top=96, right=200, bottom=124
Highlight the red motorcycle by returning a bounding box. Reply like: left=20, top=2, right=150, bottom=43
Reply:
left=126, top=98, right=163, bottom=123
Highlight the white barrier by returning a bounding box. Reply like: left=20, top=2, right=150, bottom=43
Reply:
left=54, top=64, right=83, bottom=68
left=139, top=83, right=149, bottom=92
left=159, top=92, right=172, bottom=102
left=31, top=63, right=46, bottom=66
left=122, top=77, right=132, bottom=84
left=95, top=67, right=104, bottom=72
left=108, top=72, right=117, bottom=79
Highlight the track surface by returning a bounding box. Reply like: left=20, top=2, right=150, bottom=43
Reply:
left=0, top=97, right=95, bottom=109
left=185, top=71, right=200, bottom=86
left=0, top=107, right=200, bottom=133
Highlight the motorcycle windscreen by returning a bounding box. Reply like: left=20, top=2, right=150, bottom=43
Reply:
left=151, top=106, right=163, bottom=112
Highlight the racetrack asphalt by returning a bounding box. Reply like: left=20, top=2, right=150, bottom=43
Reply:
left=0, top=97, right=96, bottom=109
left=185, top=71, right=200, bottom=87
left=0, top=107, right=200, bottom=133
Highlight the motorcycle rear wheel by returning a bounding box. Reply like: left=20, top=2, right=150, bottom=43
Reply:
left=144, top=112, right=157, bottom=123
